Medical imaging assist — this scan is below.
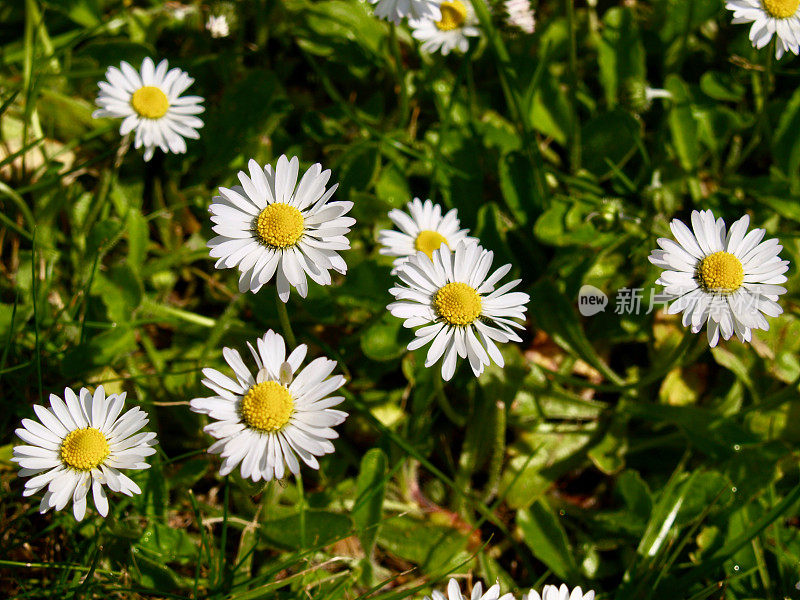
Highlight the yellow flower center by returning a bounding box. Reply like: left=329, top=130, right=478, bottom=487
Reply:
left=433, top=282, right=482, bottom=326
left=60, top=427, right=110, bottom=471
left=436, top=0, right=468, bottom=30
left=414, top=230, right=450, bottom=259
left=696, top=251, right=744, bottom=293
left=255, top=203, right=305, bottom=249
left=130, top=86, right=169, bottom=119
left=240, top=380, right=295, bottom=433
left=762, top=0, right=799, bottom=18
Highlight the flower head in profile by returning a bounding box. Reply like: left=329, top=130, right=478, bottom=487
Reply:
left=190, top=330, right=348, bottom=482
left=206, top=14, right=230, bottom=38
left=410, top=0, right=481, bottom=55
left=725, top=0, right=800, bottom=58
left=524, top=584, right=595, bottom=600
left=207, top=155, right=354, bottom=301
left=425, top=578, right=515, bottom=600
left=92, top=57, right=204, bottom=161
left=370, top=0, right=441, bottom=24
left=378, top=198, right=476, bottom=270
left=13, top=386, right=158, bottom=521
left=504, top=0, right=535, bottom=33
left=389, top=241, right=529, bottom=380
left=648, top=209, right=789, bottom=346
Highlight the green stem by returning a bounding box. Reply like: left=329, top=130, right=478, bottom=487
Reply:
left=218, top=476, right=230, bottom=588
left=434, top=372, right=466, bottom=426
left=31, top=228, right=42, bottom=403
left=275, top=290, right=296, bottom=347
left=389, top=25, right=409, bottom=125
left=296, top=471, right=307, bottom=549
left=482, top=401, right=506, bottom=503
left=565, top=0, right=580, bottom=172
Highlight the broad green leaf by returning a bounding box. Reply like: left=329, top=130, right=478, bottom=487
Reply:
left=259, top=510, right=352, bottom=550
left=665, top=74, right=699, bottom=172
left=597, top=7, right=645, bottom=107
left=517, top=499, right=580, bottom=581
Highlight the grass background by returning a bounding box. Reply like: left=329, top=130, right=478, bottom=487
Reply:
left=2, top=0, right=800, bottom=598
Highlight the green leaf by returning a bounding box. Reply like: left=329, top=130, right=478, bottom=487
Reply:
left=60, top=327, right=137, bottom=375
left=377, top=517, right=471, bottom=573
left=665, top=74, right=699, bottom=172
left=597, top=7, right=646, bottom=107
left=258, top=510, right=352, bottom=550
left=361, top=313, right=406, bottom=362
left=773, top=85, right=800, bottom=180
left=699, top=71, right=745, bottom=102
left=580, top=110, right=641, bottom=176
left=517, top=499, right=580, bottom=581
left=498, top=151, right=542, bottom=225
left=530, top=71, right=571, bottom=145
left=127, top=209, right=148, bottom=273
left=136, top=522, right=196, bottom=562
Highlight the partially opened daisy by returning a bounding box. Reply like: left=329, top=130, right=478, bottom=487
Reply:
left=92, top=57, right=205, bottom=161
left=190, top=330, right=348, bottom=482
left=410, top=0, right=481, bottom=55
left=378, top=198, right=476, bottom=269
left=648, top=209, right=789, bottom=347
left=207, top=155, right=354, bottom=301
left=425, top=578, right=515, bottom=600
left=524, top=584, right=595, bottom=600
left=371, top=0, right=440, bottom=23
left=389, top=241, right=529, bottom=381
left=12, top=386, right=157, bottom=521
left=725, top=0, right=800, bottom=59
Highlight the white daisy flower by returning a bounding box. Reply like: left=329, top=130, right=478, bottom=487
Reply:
left=92, top=57, right=205, bottom=161
left=12, top=386, right=158, bottom=521
left=190, top=330, right=348, bottom=482
left=505, top=0, right=535, bottom=33
left=524, top=584, right=595, bottom=600
left=648, top=209, right=789, bottom=347
left=725, top=0, right=800, bottom=59
left=410, top=0, right=481, bottom=55
left=378, top=198, right=477, bottom=270
left=388, top=241, right=530, bottom=381
left=206, top=155, right=355, bottom=301
left=206, top=14, right=230, bottom=38
left=425, top=578, right=515, bottom=600
left=370, top=0, right=441, bottom=24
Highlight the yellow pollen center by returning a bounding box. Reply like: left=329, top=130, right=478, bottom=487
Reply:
left=436, top=0, right=468, bottom=30
left=697, top=251, right=744, bottom=293
left=762, top=0, right=799, bottom=18
left=130, top=86, right=169, bottom=119
left=415, top=230, right=450, bottom=259
left=255, top=203, right=305, bottom=248
left=240, top=381, right=295, bottom=433
left=60, top=427, right=110, bottom=471
left=433, top=282, right=482, bottom=326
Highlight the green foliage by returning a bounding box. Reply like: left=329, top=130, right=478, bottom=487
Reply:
left=2, top=0, right=800, bottom=599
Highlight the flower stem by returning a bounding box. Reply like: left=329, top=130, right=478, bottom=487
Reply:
left=218, top=475, right=230, bottom=587
left=434, top=372, right=466, bottom=426
left=296, top=470, right=307, bottom=549
left=275, top=289, right=296, bottom=347
left=483, top=400, right=506, bottom=502
left=565, top=0, right=580, bottom=172
left=389, top=24, right=409, bottom=125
